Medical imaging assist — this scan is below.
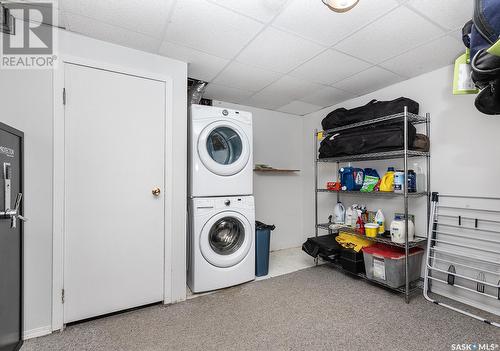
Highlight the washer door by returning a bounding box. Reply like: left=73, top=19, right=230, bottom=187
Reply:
left=199, top=211, right=252, bottom=268
left=198, top=121, right=250, bottom=176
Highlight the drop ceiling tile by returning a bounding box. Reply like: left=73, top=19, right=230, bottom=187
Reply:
left=333, top=66, right=404, bottom=96
left=237, top=27, right=325, bottom=73
left=245, top=92, right=295, bottom=110
left=245, top=75, right=324, bottom=109
left=262, top=75, right=324, bottom=100
left=273, top=0, right=399, bottom=46
left=65, top=13, right=161, bottom=53
left=334, top=6, right=444, bottom=64
left=380, top=35, right=464, bottom=78
left=301, top=86, right=355, bottom=107
left=406, top=0, right=474, bottom=31
left=212, top=62, right=282, bottom=92
left=60, top=0, right=174, bottom=38
left=159, top=41, right=229, bottom=81
left=203, top=83, right=255, bottom=104
left=278, top=101, right=322, bottom=115
left=165, top=0, right=263, bottom=59
left=208, top=0, right=288, bottom=23
left=58, top=12, right=67, bottom=29
left=289, top=49, right=371, bottom=85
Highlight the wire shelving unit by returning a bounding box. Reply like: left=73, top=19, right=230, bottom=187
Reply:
left=313, top=107, right=431, bottom=303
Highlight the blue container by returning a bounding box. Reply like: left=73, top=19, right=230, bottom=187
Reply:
left=340, top=167, right=365, bottom=191
left=255, top=221, right=275, bottom=277
left=407, top=170, right=417, bottom=193
left=339, top=167, right=356, bottom=191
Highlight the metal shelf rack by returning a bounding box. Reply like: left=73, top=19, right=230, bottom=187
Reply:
left=318, top=150, right=429, bottom=163
left=313, top=107, right=431, bottom=303
left=317, top=225, right=428, bottom=249
left=316, top=189, right=428, bottom=197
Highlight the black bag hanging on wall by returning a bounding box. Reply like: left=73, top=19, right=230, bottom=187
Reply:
left=462, top=0, right=500, bottom=115
left=318, top=123, right=417, bottom=159
left=321, top=97, right=419, bottom=131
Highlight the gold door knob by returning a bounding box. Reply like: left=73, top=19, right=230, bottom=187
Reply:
left=152, top=187, right=161, bottom=197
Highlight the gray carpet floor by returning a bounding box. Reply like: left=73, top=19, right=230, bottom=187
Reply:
left=22, top=266, right=499, bottom=351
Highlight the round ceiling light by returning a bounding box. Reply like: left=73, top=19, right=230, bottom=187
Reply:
left=322, top=0, right=360, bottom=13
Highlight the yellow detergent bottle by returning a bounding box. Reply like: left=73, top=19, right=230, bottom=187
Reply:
left=380, top=167, right=395, bottom=192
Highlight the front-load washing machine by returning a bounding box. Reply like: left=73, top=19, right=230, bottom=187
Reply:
left=188, top=196, right=255, bottom=293
left=189, top=104, right=253, bottom=197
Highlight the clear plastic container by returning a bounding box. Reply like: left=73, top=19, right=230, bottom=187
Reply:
left=362, top=244, right=424, bottom=288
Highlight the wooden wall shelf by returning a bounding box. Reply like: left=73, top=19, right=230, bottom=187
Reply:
left=254, top=168, right=300, bottom=173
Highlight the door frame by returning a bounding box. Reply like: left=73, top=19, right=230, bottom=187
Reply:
left=0, top=122, right=24, bottom=351
left=52, top=55, right=174, bottom=331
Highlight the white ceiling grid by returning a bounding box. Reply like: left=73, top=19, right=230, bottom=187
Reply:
left=58, top=0, right=472, bottom=115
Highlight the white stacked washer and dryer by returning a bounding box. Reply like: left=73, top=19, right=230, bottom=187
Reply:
left=188, top=104, right=255, bottom=293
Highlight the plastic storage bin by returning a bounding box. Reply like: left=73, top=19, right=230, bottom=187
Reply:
left=340, top=248, right=365, bottom=274
left=362, top=244, right=424, bottom=288
left=255, top=221, right=275, bottom=277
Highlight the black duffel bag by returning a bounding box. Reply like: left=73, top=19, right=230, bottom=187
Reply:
left=302, top=235, right=340, bottom=263
left=319, top=123, right=417, bottom=159
left=471, top=50, right=500, bottom=115
left=321, top=97, right=419, bottom=131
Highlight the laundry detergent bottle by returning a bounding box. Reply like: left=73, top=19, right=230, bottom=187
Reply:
left=390, top=215, right=415, bottom=244
left=380, top=167, right=395, bottom=192
left=345, top=206, right=354, bottom=227
left=393, top=170, right=405, bottom=193
left=339, top=167, right=353, bottom=191
left=333, top=201, right=346, bottom=224
left=353, top=168, right=365, bottom=191
left=375, top=209, right=385, bottom=235
left=414, top=163, right=425, bottom=193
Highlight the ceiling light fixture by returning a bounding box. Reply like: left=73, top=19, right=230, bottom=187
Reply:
left=322, top=0, right=360, bottom=13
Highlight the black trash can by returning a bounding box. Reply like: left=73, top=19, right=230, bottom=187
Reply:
left=255, top=221, right=275, bottom=277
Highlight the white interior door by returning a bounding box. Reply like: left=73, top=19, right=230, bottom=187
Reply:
left=63, top=63, right=166, bottom=323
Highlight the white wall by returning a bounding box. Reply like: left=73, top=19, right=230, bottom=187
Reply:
left=301, top=65, right=500, bottom=314
left=0, top=27, right=187, bottom=337
left=212, top=101, right=304, bottom=251
left=0, top=69, right=54, bottom=338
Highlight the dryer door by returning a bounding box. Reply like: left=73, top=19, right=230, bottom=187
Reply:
left=199, top=211, right=252, bottom=268
left=198, top=121, right=250, bottom=176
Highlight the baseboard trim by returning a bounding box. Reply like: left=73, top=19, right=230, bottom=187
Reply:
left=23, top=326, right=52, bottom=340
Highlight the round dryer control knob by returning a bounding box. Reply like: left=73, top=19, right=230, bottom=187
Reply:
left=224, top=200, right=231, bottom=206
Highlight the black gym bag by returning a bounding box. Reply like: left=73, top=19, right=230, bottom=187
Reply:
left=461, top=0, right=500, bottom=115
left=302, top=235, right=341, bottom=263
left=318, top=123, right=417, bottom=159
left=471, top=50, right=500, bottom=114
left=321, top=97, right=419, bottom=131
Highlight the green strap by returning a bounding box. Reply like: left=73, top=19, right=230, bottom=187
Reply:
left=487, top=39, right=500, bottom=57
